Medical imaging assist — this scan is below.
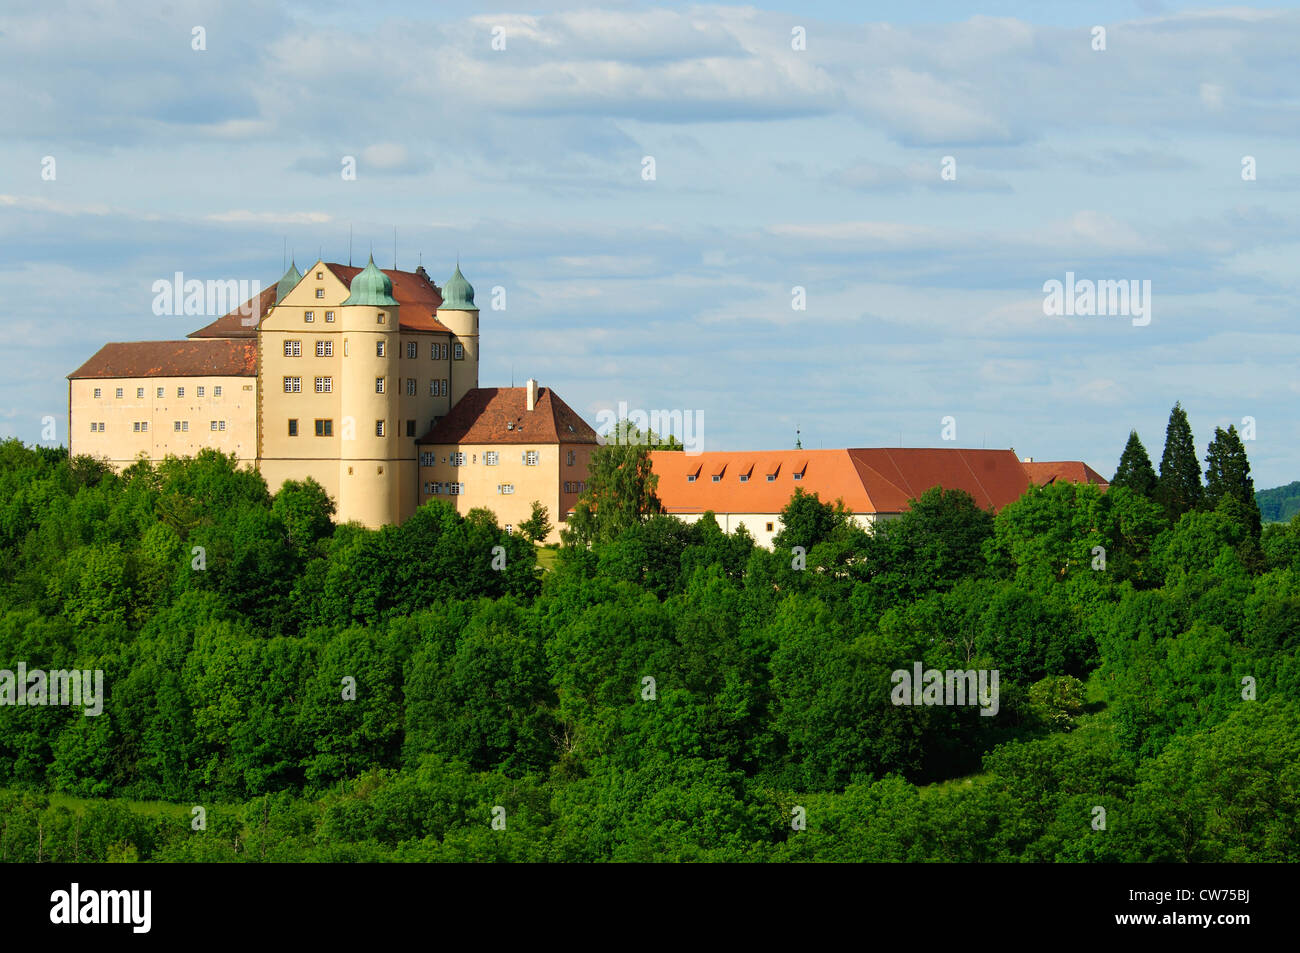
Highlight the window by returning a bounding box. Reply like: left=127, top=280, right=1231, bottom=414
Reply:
left=739, top=474, right=749, bottom=483
left=93, top=388, right=102, bottom=399
left=210, top=420, right=218, bottom=431
left=687, top=474, right=697, bottom=483
left=376, top=341, right=386, bottom=357
left=419, top=452, right=435, bottom=467
left=136, top=387, right=144, bottom=399
left=406, top=420, right=415, bottom=437
left=315, top=289, right=324, bottom=299
left=325, top=310, right=335, bottom=323
left=375, top=420, right=385, bottom=437
left=315, top=377, right=332, bottom=393
left=288, top=419, right=298, bottom=437
left=567, top=450, right=576, bottom=466
left=793, top=472, right=803, bottom=481
left=377, top=312, right=386, bottom=324
left=454, top=342, right=464, bottom=360
left=157, top=387, right=164, bottom=398
left=115, top=387, right=123, bottom=399
left=173, top=420, right=187, bottom=432
left=405, top=378, right=416, bottom=396
left=315, top=419, right=333, bottom=437
left=766, top=522, right=775, bottom=532
left=525, top=451, right=539, bottom=466
left=132, top=421, right=146, bottom=432
left=316, top=271, right=323, bottom=280
left=283, top=377, right=301, bottom=393
left=766, top=474, right=776, bottom=482
left=429, top=380, right=437, bottom=396
left=343, top=340, right=349, bottom=357
left=306, top=311, right=317, bottom=324
left=505, top=525, right=513, bottom=535
left=375, top=377, right=385, bottom=394
left=431, top=343, right=438, bottom=360
left=316, top=340, right=333, bottom=357
left=214, top=386, right=222, bottom=397
left=498, top=484, right=515, bottom=495
left=447, top=482, right=463, bottom=496
left=712, top=475, right=721, bottom=483
left=90, top=422, right=102, bottom=432
left=485, top=451, right=499, bottom=466
left=177, top=387, right=185, bottom=398
left=406, top=341, right=417, bottom=359
left=451, top=452, right=465, bottom=467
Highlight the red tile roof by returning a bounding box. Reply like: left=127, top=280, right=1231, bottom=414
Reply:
left=69, top=340, right=257, bottom=379
left=187, top=286, right=275, bottom=338
left=651, top=448, right=1031, bottom=515
left=187, top=264, right=451, bottom=338
left=325, top=263, right=451, bottom=333
left=417, top=387, right=600, bottom=446
left=1022, top=461, right=1110, bottom=488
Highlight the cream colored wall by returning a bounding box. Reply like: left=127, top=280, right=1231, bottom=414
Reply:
left=69, top=375, right=256, bottom=468
left=436, top=308, right=479, bottom=408
left=673, top=511, right=883, bottom=550
left=416, top=440, right=593, bottom=543
left=256, top=260, right=454, bottom=527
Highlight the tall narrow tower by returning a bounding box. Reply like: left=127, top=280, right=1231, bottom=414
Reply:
left=337, top=256, right=401, bottom=527
left=436, top=263, right=480, bottom=408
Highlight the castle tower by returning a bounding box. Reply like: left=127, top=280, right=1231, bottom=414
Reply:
left=337, top=256, right=401, bottom=527
left=436, top=262, right=480, bottom=408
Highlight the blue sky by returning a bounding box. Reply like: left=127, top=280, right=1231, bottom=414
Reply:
left=2, top=1, right=1298, bottom=485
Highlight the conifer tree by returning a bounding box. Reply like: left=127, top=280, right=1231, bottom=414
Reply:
left=1112, top=430, right=1157, bottom=496
left=1156, top=402, right=1203, bottom=517
left=1205, top=425, right=1261, bottom=536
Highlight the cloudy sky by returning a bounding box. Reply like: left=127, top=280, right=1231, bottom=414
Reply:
left=3, top=0, right=1298, bottom=485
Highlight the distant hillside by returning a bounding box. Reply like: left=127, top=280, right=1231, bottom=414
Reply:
left=1257, top=481, right=1300, bottom=523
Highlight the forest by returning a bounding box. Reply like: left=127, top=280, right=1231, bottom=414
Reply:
left=0, top=403, right=1296, bottom=862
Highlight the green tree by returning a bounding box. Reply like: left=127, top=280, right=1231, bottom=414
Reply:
left=1204, top=425, right=1261, bottom=537
left=1111, top=429, right=1157, bottom=496
left=1156, top=402, right=1203, bottom=518
left=518, top=500, right=553, bottom=544
left=563, top=421, right=663, bottom=547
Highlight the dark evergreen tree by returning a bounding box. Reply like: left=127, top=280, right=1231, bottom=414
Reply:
left=1156, top=402, right=1202, bottom=518
left=1111, top=430, right=1158, bottom=496
left=1205, top=425, right=1261, bottom=537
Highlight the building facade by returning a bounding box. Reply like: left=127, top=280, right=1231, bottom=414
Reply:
left=69, top=258, right=591, bottom=539
left=650, top=447, right=1100, bottom=549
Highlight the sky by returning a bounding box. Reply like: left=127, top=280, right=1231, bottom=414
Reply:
left=2, top=1, right=1298, bottom=486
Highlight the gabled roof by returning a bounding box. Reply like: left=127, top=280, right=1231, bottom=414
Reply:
left=69, top=340, right=257, bottom=379
left=326, top=263, right=450, bottom=333
left=417, top=387, right=599, bottom=446
left=1022, top=460, right=1110, bottom=488
left=187, top=263, right=451, bottom=337
left=650, top=447, right=1031, bottom=515
left=187, top=286, right=275, bottom=338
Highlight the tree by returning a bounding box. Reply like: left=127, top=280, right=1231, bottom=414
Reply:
left=1112, top=430, right=1157, bottom=496
left=1204, top=425, right=1261, bottom=537
left=1156, top=402, right=1203, bottom=518
left=562, top=420, right=663, bottom=547
left=519, top=501, right=553, bottom=544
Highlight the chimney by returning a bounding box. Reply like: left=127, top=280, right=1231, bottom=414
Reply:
left=526, top=378, right=538, bottom=412
left=1022, top=456, right=1034, bottom=463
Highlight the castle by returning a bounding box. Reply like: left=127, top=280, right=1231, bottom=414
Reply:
left=69, top=256, right=1107, bottom=547
left=68, top=259, right=598, bottom=541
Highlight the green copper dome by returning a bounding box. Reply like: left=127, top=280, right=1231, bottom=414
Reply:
left=275, top=260, right=302, bottom=304
left=342, top=255, right=399, bottom=307
left=440, top=263, right=477, bottom=311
